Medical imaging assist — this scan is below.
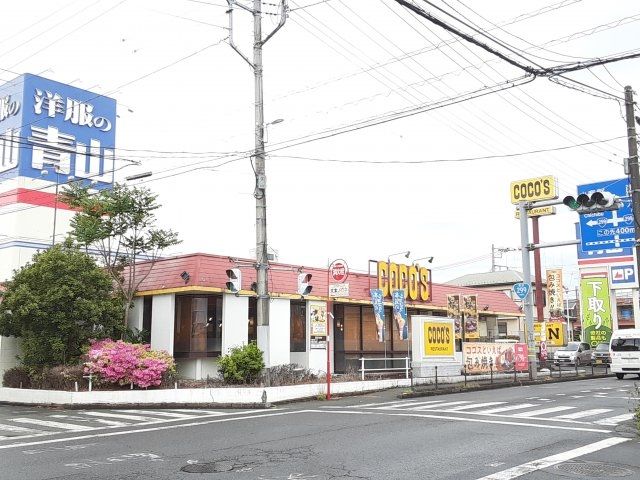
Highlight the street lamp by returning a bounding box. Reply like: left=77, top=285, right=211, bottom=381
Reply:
left=125, top=171, right=153, bottom=182
left=264, top=118, right=284, bottom=143
left=388, top=250, right=410, bottom=262
left=413, top=256, right=434, bottom=265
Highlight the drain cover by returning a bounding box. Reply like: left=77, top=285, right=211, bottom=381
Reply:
left=553, top=461, right=634, bottom=478
left=181, top=461, right=234, bottom=474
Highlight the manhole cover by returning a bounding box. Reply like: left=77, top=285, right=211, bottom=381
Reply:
left=554, top=461, right=634, bottom=478
left=181, top=461, right=234, bottom=473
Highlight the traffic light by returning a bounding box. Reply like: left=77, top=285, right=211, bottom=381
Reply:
left=563, top=191, right=620, bottom=213
left=225, top=268, right=241, bottom=292
left=297, top=273, right=312, bottom=296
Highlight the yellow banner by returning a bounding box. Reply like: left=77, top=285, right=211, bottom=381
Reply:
left=510, top=176, right=558, bottom=204
left=423, top=321, right=454, bottom=357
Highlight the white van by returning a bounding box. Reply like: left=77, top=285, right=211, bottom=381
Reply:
left=610, top=328, right=640, bottom=380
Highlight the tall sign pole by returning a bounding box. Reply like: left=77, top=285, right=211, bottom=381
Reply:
left=227, top=1, right=287, bottom=364
left=624, top=86, right=640, bottom=325
left=518, top=202, right=538, bottom=379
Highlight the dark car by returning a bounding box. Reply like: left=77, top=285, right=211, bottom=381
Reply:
left=591, top=342, right=611, bottom=365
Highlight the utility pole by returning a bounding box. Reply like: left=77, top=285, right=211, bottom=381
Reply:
left=624, top=86, right=640, bottom=329
left=227, top=0, right=287, bottom=364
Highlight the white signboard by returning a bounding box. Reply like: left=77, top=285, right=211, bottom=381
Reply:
left=329, top=283, right=349, bottom=297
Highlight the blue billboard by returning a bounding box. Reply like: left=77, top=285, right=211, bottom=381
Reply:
left=0, top=74, right=116, bottom=189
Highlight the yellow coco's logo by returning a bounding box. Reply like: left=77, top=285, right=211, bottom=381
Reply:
left=377, top=261, right=431, bottom=301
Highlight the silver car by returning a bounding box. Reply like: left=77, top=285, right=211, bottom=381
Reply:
left=554, top=341, right=592, bottom=366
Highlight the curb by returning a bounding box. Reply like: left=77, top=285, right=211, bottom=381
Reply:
left=0, top=401, right=273, bottom=410
left=400, top=373, right=617, bottom=399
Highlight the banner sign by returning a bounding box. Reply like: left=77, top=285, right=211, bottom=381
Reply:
left=370, top=289, right=386, bottom=342
left=423, top=320, right=454, bottom=357
left=514, top=343, right=528, bottom=372
left=580, top=277, right=613, bottom=348
left=0, top=74, right=116, bottom=188
left=392, top=289, right=408, bottom=340
left=447, top=294, right=461, bottom=340
left=546, top=269, right=564, bottom=320
left=463, top=342, right=523, bottom=374
left=463, top=294, right=479, bottom=339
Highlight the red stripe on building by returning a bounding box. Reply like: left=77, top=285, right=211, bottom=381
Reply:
left=0, top=188, right=73, bottom=210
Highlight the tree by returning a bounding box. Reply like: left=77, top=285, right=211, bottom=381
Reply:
left=60, top=183, right=180, bottom=328
left=0, top=243, right=124, bottom=368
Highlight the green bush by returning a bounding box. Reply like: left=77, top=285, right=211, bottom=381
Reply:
left=218, top=342, right=265, bottom=384
left=31, top=365, right=84, bottom=390
left=2, top=366, right=32, bottom=388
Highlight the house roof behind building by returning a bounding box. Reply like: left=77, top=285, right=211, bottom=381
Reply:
left=446, top=270, right=525, bottom=287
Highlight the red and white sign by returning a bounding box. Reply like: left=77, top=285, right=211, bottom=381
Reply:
left=329, top=259, right=349, bottom=283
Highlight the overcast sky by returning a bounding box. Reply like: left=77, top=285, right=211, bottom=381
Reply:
left=2, top=0, right=639, bottom=290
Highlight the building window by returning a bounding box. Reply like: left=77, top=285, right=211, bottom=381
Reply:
left=290, top=302, right=306, bottom=352
left=142, top=296, right=152, bottom=339
left=498, top=322, right=508, bottom=338
left=174, top=295, right=222, bottom=358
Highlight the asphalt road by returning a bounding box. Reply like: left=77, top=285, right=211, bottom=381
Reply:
left=0, top=376, right=638, bottom=480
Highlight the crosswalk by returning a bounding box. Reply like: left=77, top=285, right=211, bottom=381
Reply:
left=0, top=409, right=257, bottom=441
left=338, top=399, right=636, bottom=426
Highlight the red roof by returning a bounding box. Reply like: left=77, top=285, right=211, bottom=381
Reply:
left=135, top=253, right=522, bottom=315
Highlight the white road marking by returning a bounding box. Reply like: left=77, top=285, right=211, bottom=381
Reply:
left=167, top=409, right=227, bottom=415
left=475, top=404, right=539, bottom=414
left=354, top=399, right=419, bottom=408
left=411, top=401, right=472, bottom=411
left=553, top=409, right=612, bottom=420
left=10, top=418, right=94, bottom=431
left=474, top=437, right=629, bottom=480
left=594, top=413, right=635, bottom=425
left=570, top=395, right=585, bottom=398
left=445, top=402, right=506, bottom=412
left=375, top=400, right=461, bottom=410
left=513, top=406, right=575, bottom=418
left=119, top=410, right=196, bottom=418
left=0, top=409, right=289, bottom=450
left=49, top=414, right=130, bottom=427
left=317, top=410, right=612, bottom=433
left=78, top=412, right=167, bottom=422
left=0, top=424, right=40, bottom=434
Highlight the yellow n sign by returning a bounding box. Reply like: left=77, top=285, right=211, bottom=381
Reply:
left=546, top=323, right=564, bottom=347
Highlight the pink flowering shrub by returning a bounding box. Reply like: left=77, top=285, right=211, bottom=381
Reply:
left=84, top=339, right=175, bottom=388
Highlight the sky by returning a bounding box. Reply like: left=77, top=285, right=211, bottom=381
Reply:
left=1, top=0, right=639, bottom=292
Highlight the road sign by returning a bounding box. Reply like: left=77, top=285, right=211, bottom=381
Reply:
left=512, top=282, right=530, bottom=300
left=575, top=223, right=633, bottom=263
left=510, top=176, right=558, bottom=204
left=610, top=263, right=638, bottom=289
left=578, top=178, right=635, bottom=252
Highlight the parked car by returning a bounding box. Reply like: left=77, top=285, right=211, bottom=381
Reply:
left=591, top=342, right=611, bottom=365
left=554, top=341, right=592, bottom=366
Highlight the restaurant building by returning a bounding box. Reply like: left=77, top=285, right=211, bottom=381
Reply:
left=129, top=253, right=523, bottom=379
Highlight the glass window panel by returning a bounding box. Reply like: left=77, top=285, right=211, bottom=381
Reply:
left=190, top=297, right=207, bottom=354
left=343, top=306, right=361, bottom=351
left=290, top=302, right=306, bottom=352
left=206, top=296, right=222, bottom=353
left=248, top=298, right=257, bottom=343
left=363, top=306, right=390, bottom=351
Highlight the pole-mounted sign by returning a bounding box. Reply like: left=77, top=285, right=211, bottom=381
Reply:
left=512, top=282, right=530, bottom=301
left=510, top=176, right=558, bottom=204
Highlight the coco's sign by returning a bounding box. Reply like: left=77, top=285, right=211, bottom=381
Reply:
left=377, top=261, right=431, bottom=301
